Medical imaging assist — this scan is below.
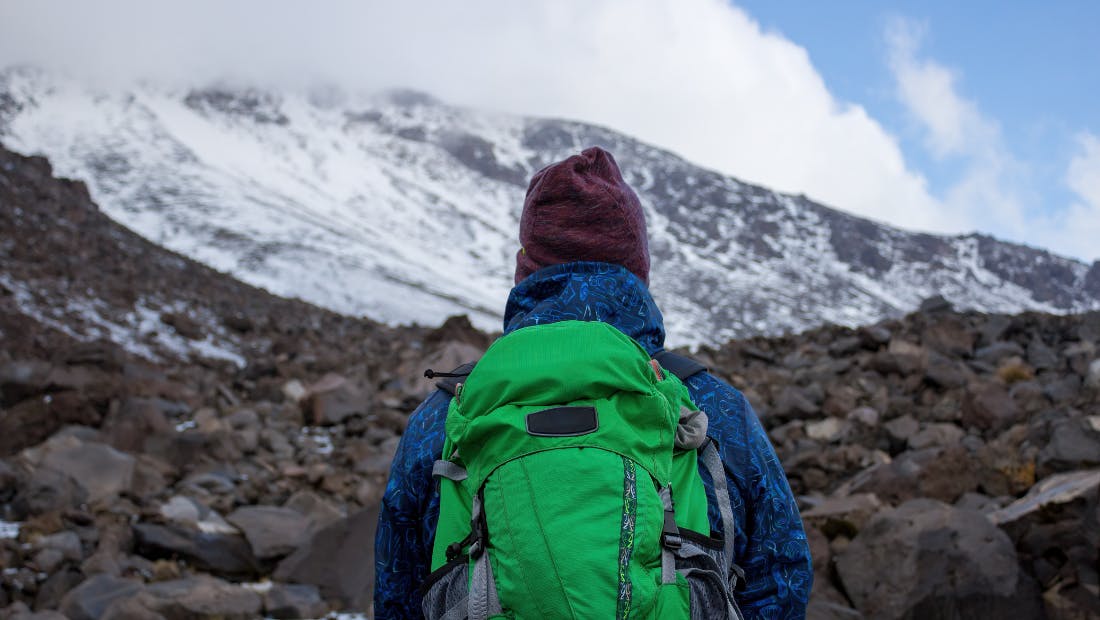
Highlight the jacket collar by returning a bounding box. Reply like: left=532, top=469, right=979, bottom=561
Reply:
left=502, top=261, right=666, bottom=355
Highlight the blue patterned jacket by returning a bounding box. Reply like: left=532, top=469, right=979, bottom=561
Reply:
left=374, top=262, right=812, bottom=619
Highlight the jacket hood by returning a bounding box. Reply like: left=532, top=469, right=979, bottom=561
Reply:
left=502, top=261, right=666, bottom=355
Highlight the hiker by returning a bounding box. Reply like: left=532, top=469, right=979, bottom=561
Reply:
left=375, top=147, right=812, bottom=619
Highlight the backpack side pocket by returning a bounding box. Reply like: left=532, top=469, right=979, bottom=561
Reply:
left=421, top=557, right=469, bottom=620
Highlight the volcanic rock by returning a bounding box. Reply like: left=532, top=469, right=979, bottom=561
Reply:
left=975, top=341, right=1026, bottom=366
left=138, top=576, right=262, bottom=620
left=303, top=374, right=369, bottom=426
left=802, top=493, right=882, bottom=538
left=226, top=505, right=311, bottom=560
left=100, top=398, right=173, bottom=454
left=274, top=505, right=379, bottom=608
left=1039, top=417, right=1100, bottom=474
left=263, top=583, right=328, bottom=619
left=13, top=467, right=87, bottom=517
left=60, top=575, right=145, bottom=620
left=21, top=435, right=135, bottom=504
left=836, top=499, right=1041, bottom=619
left=961, top=381, right=1020, bottom=432
left=132, top=523, right=259, bottom=579
left=908, top=423, right=966, bottom=450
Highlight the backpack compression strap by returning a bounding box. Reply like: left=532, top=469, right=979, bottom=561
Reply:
left=430, top=351, right=707, bottom=397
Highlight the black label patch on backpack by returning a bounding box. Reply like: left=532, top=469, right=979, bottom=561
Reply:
left=525, top=406, right=599, bottom=437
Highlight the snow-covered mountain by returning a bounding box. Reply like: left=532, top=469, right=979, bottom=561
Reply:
left=2, top=66, right=1098, bottom=346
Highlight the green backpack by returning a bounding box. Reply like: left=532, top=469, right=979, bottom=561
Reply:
left=422, top=320, right=744, bottom=620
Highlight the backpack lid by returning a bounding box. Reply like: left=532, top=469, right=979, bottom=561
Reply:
left=444, top=320, right=690, bottom=488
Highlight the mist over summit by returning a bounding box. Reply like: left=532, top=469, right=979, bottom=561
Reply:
left=2, top=67, right=1098, bottom=346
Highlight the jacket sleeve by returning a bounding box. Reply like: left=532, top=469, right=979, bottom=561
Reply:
left=691, top=375, right=813, bottom=619
left=374, top=391, right=450, bottom=620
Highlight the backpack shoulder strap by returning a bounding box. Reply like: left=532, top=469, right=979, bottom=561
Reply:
left=428, top=361, right=478, bottom=396
left=652, top=350, right=708, bottom=381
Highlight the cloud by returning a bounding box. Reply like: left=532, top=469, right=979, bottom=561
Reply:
left=1, top=1, right=1093, bottom=260
left=0, top=0, right=958, bottom=233
left=885, top=19, right=999, bottom=159
left=883, top=16, right=1100, bottom=260
left=1060, top=132, right=1100, bottom=262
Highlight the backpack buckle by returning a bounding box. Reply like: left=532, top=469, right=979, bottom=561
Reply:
left=661, top=508, right=681, bottom=550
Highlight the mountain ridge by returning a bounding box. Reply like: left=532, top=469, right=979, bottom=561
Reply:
left=2, top=66, right=1098, bottom=346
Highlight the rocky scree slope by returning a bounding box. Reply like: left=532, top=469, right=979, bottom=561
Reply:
left=2, top=66, right=1099, bottom=346
left=0, top=143, right=492, bottom=618
left=1, top=143, right=1099, bottom=619
left=700, top=298, right=1100, bottom=619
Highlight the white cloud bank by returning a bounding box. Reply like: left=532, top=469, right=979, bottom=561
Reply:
left=886, top=17, right=1098, bottom=262
left=0, top=1, right=1094, bottom=260
left=1062, top=133, right=1100, bottom=261
left=0, top=0, right=952, bottom=229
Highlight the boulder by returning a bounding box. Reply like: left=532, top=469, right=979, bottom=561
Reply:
left=773, top=386, right=820, bottom=420
left=989, top=469, right=1100, bottom=531
left=882, top=339, right=926, bottom=375
left=60, top=575, right=145, bottom=620
left=882, top=415, right=918, bottom=451
left=1039, top=417, right=1100, bottom=474
left=22, top=436, right=135, bottom=504
left=274, top=505, right=379, bottom=608
left=836, top=499, right=1041, bottom=619
left=921, top=317, right=975, bottom=358
left=1044, top=374, right=1082, bottom=403
left=31, top=530, right=83, bottom=571
left=907, top=423, right=965, bottom=450
left=975, top=341, right=1026, bottom=366
left=1026, top=338, right=1060, bottom=371
left=263, top=583, right=328, bottom=619
left=858, top=325, right=892, bottom=349
left=33, top=567, right=84, bottom=612
left=0, top=392, right=103, bottom=457
left=0, top=359, right=53, bottom=406
left=1086, top=358, right=1100, bottom=391
left=961, top=381, right=1019, bottom=432
left=132, top=523, right=259, bottom=579
left=14, top=467, right=87, bottom=517
left=100, top=595, right=168, bottom=620
left=989, top=470, right=1100, bottom=618
left=846, top=406, right=879, bottom=427
left=283, top=490, right=344, bottom=532
left=918, top=294, right=953, bottom=313
left=158, top=496, right=203, bottom=527
left=924, top=351, right=967, bottom=389
left=100, top=397, right=173, bottom=454
left=827, top=336, right=863, bottom=357
left=226, top=505, right=311, bottom=560
left=303, top=374, right=369, bottom=426
left=801, top=493, right=882, bottom=538
left=842, top=447, right=979, bottom=504
left=140, top=576, right=262, bottom=620
left=805, top=418, right=849, bottom=443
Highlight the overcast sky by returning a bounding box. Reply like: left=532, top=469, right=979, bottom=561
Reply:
left=1, top=0, right=1097, bottom=262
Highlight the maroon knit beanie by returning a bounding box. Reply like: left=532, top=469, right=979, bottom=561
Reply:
left=514, top=146, right=650, bottom=285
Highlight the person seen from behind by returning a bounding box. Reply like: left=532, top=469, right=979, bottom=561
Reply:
left=375, top=146, right=812, bottom=619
